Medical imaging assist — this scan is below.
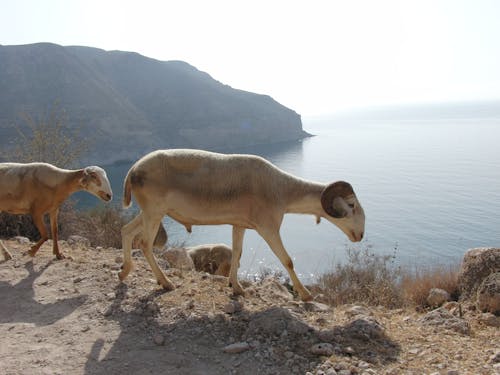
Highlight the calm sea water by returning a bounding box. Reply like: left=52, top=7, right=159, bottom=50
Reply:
left=79, top=117, right=500, bottom=281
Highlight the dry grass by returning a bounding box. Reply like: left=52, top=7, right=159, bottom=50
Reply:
left=312, top=246, right=460, bottom=309
left=315, top=247, right=404, bottom=308
left=59, top=203, right=131, bottom=248
left=400, top=263, right=460, bottom=307
left=0, top=202, right=131, bottom=249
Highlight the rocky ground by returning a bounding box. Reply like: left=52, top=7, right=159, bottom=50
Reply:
left=0, top=238, right=499, bottom=375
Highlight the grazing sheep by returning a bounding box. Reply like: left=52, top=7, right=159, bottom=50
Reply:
left=0, top=162, right=113, bottom=259
left=187, top=244, right=232, bottom=277
left=119, top=149, right=365, bottom=301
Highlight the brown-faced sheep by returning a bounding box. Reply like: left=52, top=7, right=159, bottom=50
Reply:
left=0, top=162, right=112, bottom=259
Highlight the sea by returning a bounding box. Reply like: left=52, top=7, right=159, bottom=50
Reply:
left=77, top=114, right=500, bottom=282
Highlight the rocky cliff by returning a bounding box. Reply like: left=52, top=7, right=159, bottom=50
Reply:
left=0, top=43, right=308, bottom=164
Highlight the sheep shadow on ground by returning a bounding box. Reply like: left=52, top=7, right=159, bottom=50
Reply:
left=84, top=284, right=400, bottom=375
left=0, top=259, right=87, bottom=325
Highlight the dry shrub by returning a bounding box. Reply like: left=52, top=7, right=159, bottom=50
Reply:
left=0, top=202, right=130, bottom=249
left=400, top=263, right=460, bottom=307
left=0, top=212, right=40, bottom=240
left=316, top=247, right=404, bottom=308
left=1, top=103, right=88, bottom=168
left=59, top=203, right=131, bottom=248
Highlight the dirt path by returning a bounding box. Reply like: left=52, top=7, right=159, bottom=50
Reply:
left=0, top=239, right=498, bottom=375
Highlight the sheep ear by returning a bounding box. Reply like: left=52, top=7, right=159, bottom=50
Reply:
left=80, top=168, right=91, bottom=187
left=321, top=181, right=354, bottom=218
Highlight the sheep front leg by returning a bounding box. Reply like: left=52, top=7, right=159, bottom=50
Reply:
left=257, top=228, right=313, bottom=302
left=141, top=215, right=174, bottom=291
left=49, top=209, right=64, bottom=259
left=28, top=212, right=49, bottom=257
left=229, top=226, right=245, bottom=296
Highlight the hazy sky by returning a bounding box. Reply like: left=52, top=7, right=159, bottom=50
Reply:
left=1, top=0, right=499, bottom=115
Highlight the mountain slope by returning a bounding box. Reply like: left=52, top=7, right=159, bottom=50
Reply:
left=0, top=43, right=308, bottom=164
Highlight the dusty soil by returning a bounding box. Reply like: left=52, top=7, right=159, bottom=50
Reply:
left=0, top=239, right=498, bottom=375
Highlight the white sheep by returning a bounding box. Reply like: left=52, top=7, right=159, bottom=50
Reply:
left=119, top=149, right=365, bottom=301
left=0, top=162, right=113, bottom=259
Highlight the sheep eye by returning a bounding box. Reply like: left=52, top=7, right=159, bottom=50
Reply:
left=348, top=203, right=355, bottom=209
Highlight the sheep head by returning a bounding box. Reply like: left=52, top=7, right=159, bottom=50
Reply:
left=321, top=181, right=365, bottom=242
left=80, top=166, right=113, bottom=202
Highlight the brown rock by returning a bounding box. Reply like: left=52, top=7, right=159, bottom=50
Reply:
left=458, top=247, right=500, bottom=298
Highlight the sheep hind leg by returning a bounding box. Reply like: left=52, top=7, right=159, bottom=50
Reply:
left=28, top=213, right=49, bottom=257
left=119, top=212, right=143, bottom=281
left=257, top=229, right=313, bottom=302
left=1, top=240, right=13, bottom=261
left=141, top=215, right=174, bottom=291
left=49, top=209, right=64, bottom=259
left=229, top=226, right=245, bottom=296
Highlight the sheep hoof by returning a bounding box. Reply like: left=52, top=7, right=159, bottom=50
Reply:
left=55, top=253, right=65, bottom=260
left=299, top=291, right=313, bottom=302
left=158, top=278, right=175, bottom=291
left=231, top=284, right=246, bottom=297
left=27, top=249, right=37, bottom=257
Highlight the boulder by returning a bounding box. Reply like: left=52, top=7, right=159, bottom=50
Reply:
left=476, top=272, right=500, bottom=315
left=419, top=307, right=470, bottom=335
left=427, top=288, right=451, bottom=307
left=457, top=247, right=500, bottom=298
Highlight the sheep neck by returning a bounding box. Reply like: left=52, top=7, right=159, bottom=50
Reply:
left=284, top=179, right=325, bottom=216
left=55, top=169, right=86, bottom=202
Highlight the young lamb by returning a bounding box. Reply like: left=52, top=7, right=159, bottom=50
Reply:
left=187, top=243, right=232, bottom=277
left=0, top=162, right=113, bottom=259
left=119, top=149, right=365, bottom=301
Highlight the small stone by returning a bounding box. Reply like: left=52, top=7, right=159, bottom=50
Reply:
left=446, top=371, right=459, bottom=375
left=345, top=305, right=371, bottom=317
left=115, top=256, right=123, bottom=264
left=73, top=277, right=84, bottom=283
left=358, top=361, right=370, bottom=369
left=303, top=301, right=330, bottom=312
left=223, top=342, right=250, bottom=354
left=343, top=346, right=355, bottom=355
left=310, top=343, right=334, bottom=356
left=478, top=312, right=500, bottom=327
left=223, top=301, right=243, bottom=314
left=489, top=351, right=500, bottom=364
left=14, top=236, right=30, bottom=244
left=153, top=334, right=165, bottom=346
left=185, top=299, right=195, bottom=309
left=102, top=309, right=112, bottom=317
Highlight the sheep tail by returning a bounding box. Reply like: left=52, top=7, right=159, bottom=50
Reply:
left=123, top=168, right=133, bottom=209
